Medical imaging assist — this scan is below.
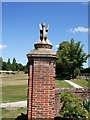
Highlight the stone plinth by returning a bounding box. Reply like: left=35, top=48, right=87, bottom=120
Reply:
left=27, top=22, right=57, bottom=120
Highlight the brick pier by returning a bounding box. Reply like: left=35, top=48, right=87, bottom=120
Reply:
left=27, top=22, right=57, bottom=120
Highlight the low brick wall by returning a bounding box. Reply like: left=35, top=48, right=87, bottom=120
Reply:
left=55, top=88, right=90, bottom=116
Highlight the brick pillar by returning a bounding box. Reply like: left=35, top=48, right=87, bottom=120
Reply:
left=27, top=59, right=33, bottom=119
left=27, top=22, right=57, bottom=120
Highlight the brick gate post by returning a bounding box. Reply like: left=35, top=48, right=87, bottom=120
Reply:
left=27, top=22, right=57, bottom=120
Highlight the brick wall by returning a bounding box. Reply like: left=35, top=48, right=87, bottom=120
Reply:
left=28, top=58, right=56, bottom=120
left=55, top=88, right=90, bottom=117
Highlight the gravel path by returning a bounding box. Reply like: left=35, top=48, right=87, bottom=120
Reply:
left=0, top=100, right=27, bottom=108
left=65, top=80, right=83, bottom=88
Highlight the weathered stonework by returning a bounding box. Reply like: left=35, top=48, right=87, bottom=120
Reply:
left=27, top=22, right=57, bottom=120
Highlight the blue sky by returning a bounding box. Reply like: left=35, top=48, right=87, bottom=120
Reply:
left=1, top=2, right=88, bottom=67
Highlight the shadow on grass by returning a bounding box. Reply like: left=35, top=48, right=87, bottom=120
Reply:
left=55, top=77, right=65, bottom=81
left=1, top=113, right=27, bottom=120
left=15, top=114, right=76, bottom=120
left=1, top=116, right=85, bottom=120
left=15, top=113, right=27, bottom=120
left=15, top=115, right=71, bottom=120
left=2, top=114, right=85, bottom=120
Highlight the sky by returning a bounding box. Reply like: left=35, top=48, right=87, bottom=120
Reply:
left=1, top=2, right=89, bottom=67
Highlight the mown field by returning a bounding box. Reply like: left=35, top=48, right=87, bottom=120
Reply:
left=55, top=79, right=73, bottom=88
left=1, top=72, right=28, bottom=103
left=70, top=79, right=90, bottom=88
left=1, top=107, right=27, bottom=119
left=1, top=72, right=73, bottom=103
left=1, top=72, right=89, bottom=103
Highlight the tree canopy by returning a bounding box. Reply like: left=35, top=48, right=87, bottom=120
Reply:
left=0, top=57, right=27, bottom=72
left=56, top=39, right=90, bottom=78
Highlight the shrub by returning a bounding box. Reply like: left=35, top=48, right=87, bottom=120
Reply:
left=83, top=98, right=90, bottom=112
left=60, top=90, right=89, bottom=119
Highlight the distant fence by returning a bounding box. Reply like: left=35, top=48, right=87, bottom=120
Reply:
left=77, top=73, right=90, bottom=80
left=0, top=70, right=15, bottom=74
left=55, top=88, right=90, bottom=116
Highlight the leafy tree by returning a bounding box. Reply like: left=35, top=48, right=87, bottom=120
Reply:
left=11, top=58, right=17, bottom=71
left=81, top=67, right=90, bottom=73
left=2, top=61, right=7, bottom=70
left=56, top=39, right=90, bottom=78
left=74, top=68, right=80, bottom=78
left=19, top=63, right=24, bottom=71
left=24, top=62, right=29, bottom=74
left=7, top=58, right=11, bottom=71
left=0, top=57, right=3, bottom=70
left=0, top=57, right=25, bottom=71
left=16, top=63, right=24, bottom=71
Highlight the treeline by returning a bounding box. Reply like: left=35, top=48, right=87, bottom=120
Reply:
left=81, top=67, right=90, bottom=73
left=0, top=57, right=28, bottom=73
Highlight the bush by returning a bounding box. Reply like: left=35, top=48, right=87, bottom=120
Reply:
left=83, top=98, right=90, bottom=112
left=60, top=90, right=89, bottom=119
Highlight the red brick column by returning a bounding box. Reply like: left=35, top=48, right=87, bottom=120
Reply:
left=27, top=58, right=56, bottom=120
left=27, top=60, right=33, bottom=120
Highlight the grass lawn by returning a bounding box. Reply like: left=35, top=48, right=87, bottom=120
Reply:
left=1, top=72, right=28, bottom=103
left=2, top=85, right=27, bottom=103
left=2, top=73, right=89, bottom=103
left=55, top=79, right=73, bottom=88
left=1, top=72, right=74, bottom=103
left=1, top=107, right=27, bottom=119
left=70, top=79, right=90, bottom=88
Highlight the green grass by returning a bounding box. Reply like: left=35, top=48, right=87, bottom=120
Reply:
left=1, top=72, right=28, bottom=103
left=55, top=79, right=73, bottom=88
left=2, top=85, right=27, bottom=103
left=70, top=79, right=90, bottom=88
left=1, top=72, right=75, bottom=103
left=1, top=107, right=27, bottom=119
left=1, top=74, right=89, bottom=103
left=1, top=72, right=28, bottom=119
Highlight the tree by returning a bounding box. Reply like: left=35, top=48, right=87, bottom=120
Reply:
left=56, top=39, right=89, bottom=78
left=81, top=67, right=90, bottom=73
left=0, top=57, right=25, bottom=71
left=0, top=57, right=8, bottom=70
left=24, top=62, right=29, bottom=74
left=7, top=58, right=11, bottom=71
left=16, top=63, right=24, bottom=71
left=2, top=61, right=7, bottom=70
left=19, top=63, right=24, bottom=71
left=11, top=58, right=17, bottom=71
left=0, top=57, right=3, bottom=70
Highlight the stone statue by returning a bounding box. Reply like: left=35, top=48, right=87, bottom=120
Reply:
left=39, top=22, right=50, bottom=43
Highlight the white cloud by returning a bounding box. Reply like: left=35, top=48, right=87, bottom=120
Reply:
left=55, top=44, right=59, bottom=48
left=69, top=27, right=88, bottom=33
left=0, top=44, right=7, bottom=50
